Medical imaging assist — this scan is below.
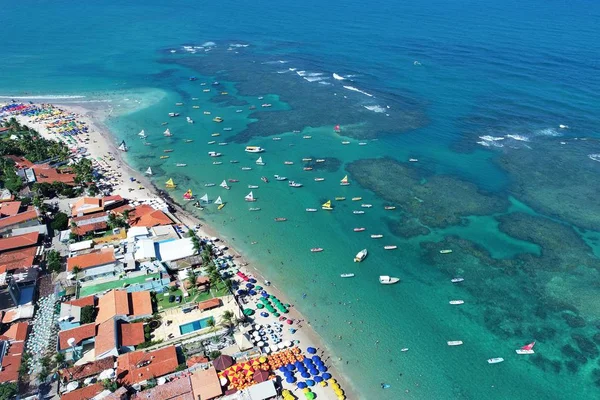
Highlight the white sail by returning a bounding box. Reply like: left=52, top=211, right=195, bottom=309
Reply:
left=215, top=196, right=223, bottom=205
left=145, top=167, right=152, bottom=175
left=200, top=194, right=209, bottom=203
left=118, top=141, right=128, bottom=151
left=220, top=180, right=229, bottom=188
left=245, top=191, right=254, bottom=201
left=163, top=128, right=172, bottom=136
left=256, top=156, right=263, bottom=163
left=138, top=130, right=146, bottom=138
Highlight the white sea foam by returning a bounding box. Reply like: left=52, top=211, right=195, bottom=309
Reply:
left=303, top=76, right=326, bottom=82
left=477, top=140, right=504, bottom=148
left=0, top=94, right=86, bottom=99
left=476, top=141, right=490, bottom=147
left=318, top=81, right=332, bottom=85
left=276, top=70, right=290, bottom=74
left=307, top=72, right=324, bottom=77
left=343, top=85, right=373, bottom=97
left=333, top=73, right=345, bottom=81
left=506, top=134, right=530, bottom=141
left=202, top=41, right=217, bottom=47
left=229, top=43, right=249, bottom=48
left=295, top=70, right=307, bottom=77
left=588, top=154, right=600, bottom=162
left=478, top=135, right=505, bottom=142
left=262, top=60, right=288, bottom=65
left=535, top=128, right=562, bottom=137
left=363, top=105, right=386, bottom=113
left=288, top=68, right=297, bottom=72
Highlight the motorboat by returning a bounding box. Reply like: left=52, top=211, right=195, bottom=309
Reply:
left=249, top=208, right=261, bottom=211
left=204, top=183, right=216, bottom=187
left=353, top=210, right=365, bottom=215
left=213, top=117, right=223, bottom=123
left=218, top=142, right=228, bottom=146
left=284, top=161, right=294, bottom=165
left=358, top=142, right=367, bottom=146
left=316, top=159, right=325, bottom=163
left=451, top=277, right=464, bottom=283
left=273, top=175, right=286, bottom=181
left=401, top=348, right=409, bottom=352
left=303, top=167, right=313, bottom=171
left=160, top=155, right=169, bottom=159
left=409, top=158, right=418, bottom=162
left=384, top=206, right=396, bottom=210
left=261, top=176, right=270, bottom=183
left=261, top=103, right=272, bottom=108
left=223, top=127, right=232, bottom=131
left=335, top=197, right=346, bottom=201
left=208, top=141, right=216, bottom=144
left=361, top=204, right=373, bottom=208
left=211, top=133, right=220, bottom=137
left=245, top=146, right=265, bottom=153
left=311, top=248, right=323, bottom=253
left=371, top=234, right=383, bottom=239
left=314, top=177, right=325, bottom=182
left=213, top=161, right=222, bottom=165
left=289, top=181, right=303, bottom=188
left=236, top=109, right=244, bottom=113
left=303, top=135, right=312, bottom=139
left=208, top=151, right=222, bottom=157
left=163, top=149, right=174, bottom=153
left=306, top=208, right=317, bottom=212
left=352, top=197, right=362, bottom=201
left=186, top=117, right=194, bottom=124
left=230, top=160, right=239, bottom=164
left=354, top=249, right=368, bottom=262
left=192, top=105, right=200, bottom=109
left=487, top=358, right=504, bottom=364
left=353, top=228, right=366, bottom=232
left=447, top=341, right=463, bottom=346
left=175, top=102, right=184, bottom=106
left=449, top=300, right=464, bottom=305
left=168, top=112, right=180, bottom=117
left=340, top=273, right=355, bottom=278
left=342, top=141, right=350, bottom=145
left=302, top=158, right=313, bottom=163
left=273, top=137, right=282, bottom=141
left=379, top=275, right=400, bottom=284
left=274, top=217, right=287, bottom=222
left=241, top=167, right=253, bottom=171
left=440, top=249, right=453, bottom=254
left=384, top=245, right=397, bottom=250
left=248, top=185, right=259, bottom=189
left=228, top=179, right=239, bottom=183
left=184, top=139, right=193, bottom=143
left=516, top=342, right=536, bottom=355
left=176, top=163, right=187, bottom=167
left=203, top=111, right=211, bottom=115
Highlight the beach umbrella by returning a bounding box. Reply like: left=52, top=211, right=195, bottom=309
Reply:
left=309, top=369, right=319, bottom=376
left=259, top=356, right=267, bottom=363
left=312, top=356, right=322, bottom=362
left=249, top=290, right=257, bottom=295
left=314, top=376, right=323, bottom=383
left=286, top=364, right=296, bottom=371
left=246, top=283, right=254, bottom=288
left=286, top=376, right=296, bottom=384
left=255, top=285, right=263, bottom=290
left=213, top=355, right=235, bottom=371
left=261, top=292, right=269, bottom=298
left=302, top=388, right=311, bottom=394
left=337, top=395, right=346, bottom=400
left=254, top=369, right=270, bottom=383
left=244, top=308, right=254, bottom=316
left=294, top=361, right=304, bottom=368
left=322, top=373, right=332, bottom=380
left=306, top=347, right=317, bottom=354
left=318, top=365, right=328, bottom=372
left=279, top=366, right=288, bottom=373
left=297, top=382, right=308, bottom=389
left=249, top=278, right=257, bottom=283
left=305, top=392, right=315, bottom=399
left=301, top=372, right=311, bottom=379
left=256, top=303, right=264, bottom=309
left=306, top=379, right=315, bottom=387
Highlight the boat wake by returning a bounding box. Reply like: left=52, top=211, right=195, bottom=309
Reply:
left=588, top=154, right=600, bottom=163
left=343, top=85, right=373, bottom=97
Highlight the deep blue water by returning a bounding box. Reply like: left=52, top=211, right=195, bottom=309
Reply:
left=2, top=0, right=600, bottom=398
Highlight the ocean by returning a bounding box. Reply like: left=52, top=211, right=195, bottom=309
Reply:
left=2, top=0, right=600, bottom=398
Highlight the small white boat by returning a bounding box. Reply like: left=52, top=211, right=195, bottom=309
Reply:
left=220, top=180, right=230, bottom=190
left=358, top=142, right=367, bottom=146
left=379, top=275, right=400, bottom=284
left=208, top=141, right=216, bottom=144
left=223, top=127, right=232, bottom=131
left=274, top=175, right=287, bottom=181
left=213, top=161, right=223, bottom=165
left=353, top=210, right=365, bottom=215
left=204, top=183, right=216, bottom=187
left=208, top=151, right=222, bottom=157
left=311, top=248, right=323, bottom=253
left=218, top=142, right=228, bottom=146
left=289, top=181, right=303, bottom=188
left=236, top=109, right=243, bottom=113
left=440, top=249, right=453, bottom=254
left=249, top=207, right=261, bottom=211
left=559, top=124, right=569, bottom=129
left=342, top=141, right=350, bottom=145
left=256, top=156, right=265, bottom=166
left=371, top=234, right=383, bottom=239
left=361, top=204, right=373, bottom=208
left=248, top=185, right=259, bottom=189
left=409, top=158, right=418, bottom=162
left=241, top=167, right=253, bottom=171
left=316, top=159, right=325, bottom=163
left=447, top=341, right=463, bottom=346
left=354, top=249, right=368, bottom=263
left=401, top=348, right=409, bottom=352
left=303, top=135, right=312, bottom=139
left=186, top=117, right=194, bottom=124
left=168, top=112, right=180, bottom=117
left=203, top=111, right=211, bottom=114
left=384, top=245, right=397, bottom=250
left=449, top=300, right=464, bottom=305
left=245, top=191, right=256, bottom=202
left=273, top=137, right=282, bottom=141
left=340, top=273, right=355, bottom=278
left=314, top=178, right=325, bottom=182
left=284, top=161, right=294, bottom=165
left=261, top=103, right=272, bottom=108
left=516, top=342, right=536, bottom=355
left=353, top=227, right=366, bottom=232
left=487, top=358, right=504, bottom=364
left=245, top=146, right=265, bottom=153
left=451, top=277, right=464, bottom=283
left=306, top=208, right=317, bottom=212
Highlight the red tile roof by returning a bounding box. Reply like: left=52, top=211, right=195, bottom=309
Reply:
left=60, top=383, right=104, bottom=400
left=72, top=221, right=108, bottom=236
left=0, top=208, right=38, bottom=230
left=58, top=323, right=96, bottom=350
left=0, top=345, right=22, bottom=383
left=0, top=201, right=21, bottom=218
left=32, top=164, right=76, bottom=185
left=110, top=204, right=134, bottom=215
left=0, top=322, right=29, bottom=342
left=190, top=367, right=222, bottom=400
left=0, top=231, right=39, bottom=252
left=59, top=357, right=116, bottom=382
left=130, top=291, right=153, bottom=318
left=95, top=318, right=118, bottom=358
left=117, top=346, right=179, bottom=385
left=64, top=295, right=96, bottom=308
left=186, top=355, right=209, bottom=368
left=120, top=322, right=145, bottom=347
left=71, top=197, right=103, bottom=217
left=0, top=246, right=37, bottom=271
left=96, top=290, right=130, bottom=324
left=132, top=375, right=194, bottom=400
left=67, top=247, right=115, bottom=271
left=128, top=204, right=172, bottom=227
left=197, top=298, right=221, bottom=311
left=4, top=156, right=33, bottom=169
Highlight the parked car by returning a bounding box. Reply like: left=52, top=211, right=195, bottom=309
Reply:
left=168, top=295, right=175, bottom=303
left=175, top=296, right=181, bottom=303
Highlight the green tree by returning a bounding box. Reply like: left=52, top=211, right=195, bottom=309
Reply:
left=206, top=317, right=217, bottom=334
left=221, top=310, right=236, bottom=331
left=72, top=266, right=81, bottom=275
left=1, top=167, right=22, bottom=193
left=55, top=352, right=65, bottom=367
left=107, top=213, right=127, bottom=230
left=46, top=250, right=62, bottom=273
left=208, top=350, right=221, bottom=360
left=80, top=305, right=97, bottom=324
left=51, top=212, right=69, bottom=230
left=0, top=382, right=18, bottom=400
left=102, top=379, right=119, bottom=392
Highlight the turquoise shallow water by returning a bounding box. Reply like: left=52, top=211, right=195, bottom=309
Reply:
left=2, top=0, right=600, bottom=398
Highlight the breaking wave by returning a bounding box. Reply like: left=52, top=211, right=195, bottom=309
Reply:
left=333, top=73, right=345, bottom=81
left=363, top=105, right=386, bottom=113
left=506, top=134, right=530, bottom=141
left=343, top=86, right=373, bottom=97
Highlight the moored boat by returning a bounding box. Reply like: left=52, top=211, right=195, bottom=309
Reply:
left=241, top=167, right=252, bottom=171
left=353, top=227, right=366, bottom=232
left=213, top=116, right=223, bottom=123
left=371, top=234, right=383, bottom=239
left=451, top=277, right=464, bottom=283
left=384, top=206, right=396, bottom=210
left=249, top=207, right=261, bottom=211
left=176, top=163, right=187, bottom=167
left=274, top=217, right=287, bottom=222
left=409, top=158, right=418, bottom=162
left=310, top=248, right=323, bottom=253
left=342, top=141, right=350, bottom=145
left=449, top=300, right=464, bottom=305
left=447, top=341, right=463, bottom=346
left=183, top=189, right=193, bottom=200
left=354, top=249, right=368, bottom=262
left=487, top=358, right=504, bottom=364
left=340, top=273, right=355, bottom=278
left=384, top=245, right=397, bottom=250
left=256, top=156, right=265, bottom=166
left=228, top=179, right=239, bottom=183
left=361, top=204, right=373, bottom=208
left=516, top=342, right=536, bottom=355
left=245, top=146, right=264, bottom=153
left=306, top=208, right=317, bottom=212
left=204, top=183, right=215, bottom=187
left=212, top=161, right=222, bottom=165
left=273, top=175, right=286, bottom=181
left=284, top=161, right=294, bottom=165
left=165, top=178, right=176, bottom=188
left=186, top=116, right=194, bottom=124
left=352, top=197, right=362, bottom=201
left=440, top=249, right=453, bottom=254
left=316, top=159, right=325, bottom=163
left=314, top=177, right=325, bottom=182
left=248, top=185, right=259, bottom=189
left=340, top=175, right=350, bottom=186
left=168, top=112, right=180, bottom=117
left=289, top=181, right=303, bottom=188
left=303, top=167, right=313, bottom=171
left=335, top=197, right=346, bottom=201
left=379, top=275, right=400, bottom=284
left=208, top=151, right=222, bottom=157
left=353, top=210, right=365, bottom=214
left=163, top=149, right=174, bottom=153
left=245, top=191, right=256, bottom=202
left=303, top=135, right=312, bottom=139
left=138, top=130, right=147, bottom=139
left=118, top=140, right=128, bottom=152
left=160, top=155, right=169, bottom=159
left=261, top=176, right=270, bottom=183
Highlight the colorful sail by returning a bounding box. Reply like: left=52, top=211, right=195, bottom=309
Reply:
left=165, top=178, right=176, bottom=188
left=334, top=124, right=341, bottom=132
left=215, top=196, right=223, bottom=205
left=183, top=189, right=193, bottom=200
left=341, top=175, right=349, bottom=183
left=521, top=342, right=536, bottom=351
left=322, top=200, right=331, bottom=208
left=200, top=193, right=209, bottom=203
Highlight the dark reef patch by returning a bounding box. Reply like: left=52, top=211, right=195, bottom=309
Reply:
left=385, top=215, right=430, bottom=239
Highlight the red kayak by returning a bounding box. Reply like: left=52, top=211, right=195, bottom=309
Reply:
left=311, top=248, right=323, bottom=252
left=353, top=227, right=366, bottom=232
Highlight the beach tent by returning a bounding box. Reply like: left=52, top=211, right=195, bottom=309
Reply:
left=213, top=355, right=235, bottom=371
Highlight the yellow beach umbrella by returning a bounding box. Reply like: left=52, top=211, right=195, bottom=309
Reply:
left=328, top=378, right=337, bottom=384
left=337, top=395, right=346, bottom=400
left=302, top=388, right=311, bottom=393
left=334, top=388, right=344, bottom=396
left=259, top=356, right=267, bottom=363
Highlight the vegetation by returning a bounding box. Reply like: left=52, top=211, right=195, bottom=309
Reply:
left=72, top=266, right=81, bottom=275
left=50, top=211, right=69, bottom=230
left=54, top=352, right=66, bottom=368
left=221, top=310, right=237, bottom=332
left=80, top=305, right=97, bottom=324
left=107, top=213, right=128, bottom=230
left=209, top=350, right=222, bottom=360
left=46, top=250, right=62, bottom=273
left=0, top=118, right=70, bottom=162
left=175, top=363, right=187, bottom=372
left=0, top=382, right=18, bottom=400
left=136, top=339, right=163, bottom=350
left=102, top=379, right=119, bottom=392
left=33, top=181, right=79, bottom=199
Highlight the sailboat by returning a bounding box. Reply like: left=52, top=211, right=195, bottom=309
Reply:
left=245, top=191, right=256, bottom=202
left=118, top=140, right=128, bottom=152
left=214, top=196, right=225, bottom=209
left=516, top=342, right=536, bottom=355
left=220, top=180, right=230, bottom=190
left=186, top=117, right=194, bottom=124
left=145, top=167, right=153, bottom=176
left=200, top=193, right=209, bottom=203
left=165, top=178, right=176, bottom=188
left=256, top=156, right=265, bottom=166
left=183, top=189, right=193, bottom=200
left=163, top=128, right=172, bottom=137
left=138, top=130, right=147, bottom=139
left=322, top=200, right=333, bottom=211
left=334, top=124, right=341, bottom=133
left=340, top=175, right=350, bottom=186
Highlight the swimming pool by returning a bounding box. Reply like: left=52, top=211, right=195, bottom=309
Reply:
left=179, top=317, right=214, bottom=335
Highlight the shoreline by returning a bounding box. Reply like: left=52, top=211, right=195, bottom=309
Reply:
left=6, top=100, right=360, bottom=400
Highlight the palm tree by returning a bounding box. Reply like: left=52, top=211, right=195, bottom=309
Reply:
left=186, top=271, right=197, bottom=295
left=207, top=317, right=217, bottom=335
left=191, top=235, right=201, bottom=255
left=220, top=310, right=236, bottom=332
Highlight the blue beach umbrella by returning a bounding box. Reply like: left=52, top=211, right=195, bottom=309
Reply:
left=301, top=372, right=311, bottom=379
left=286, top=376, right=296, bottom=384
left=294, top=361, right=304, bottom=368
left=311, top=356, right=322, bottom=362
left=309, top=368, right=319, bottom=376
left=249, top=278, right=257, bottom=283
left=314, top=376, right=323, bottom=383
left=284, top=371, right=294, bottom=378
left=297, top=382, right=307, bottom=389
left=246, top=283, right=254, bottom=288
left=279, top=366, right=287, bottom=373
left=322, top=372, right=332, bottom=380
left=286, top=364, right=296, bottom=371
left=249, top=290, right=257, bottom=296
left=261, top=292, right=269, bottom=298
left=318, top=365, right=328, bottom=372
left=306, top=379, right=315, bottom=387
left=306, top=347, right=317, bottom=354
left=297, top=365, right=307, bottom=372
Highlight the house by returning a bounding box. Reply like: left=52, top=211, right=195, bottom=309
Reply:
left=60, top=383, right=104, bottom=400
left=0, top=246, right=38, bottom=271
left=0, top=322, right=29, bottom=383
left=58, top=295, right=96, bottom=330
left=128, top=204, right=173, bottom=228
left=197, top=298, right=221, bottom=312
left=0, top=267, right=39, bottom=311
left=132, top=374, right=194, bottom=400
left=29, top=164, right=77, bottom=185
left=66, top=247, right=119, bottom=281
left=0, top=231, right=39, bottom=252
left=70, top=212, right=109, bottom=236
left=95, top=289, right=153, bottom=323
left=155, top=237, right=195, bottom=263
left=58, top=356, right=116, bottom=383
left=0, top=201, right=21, bottom=218
left=116, top=345, right=179, bottom=386
left=0, top=207, right=39, bottom=235
left=189, top=366, right=223, bottom=400
left=71, top=195, right=127, bottom=217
